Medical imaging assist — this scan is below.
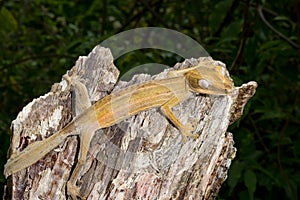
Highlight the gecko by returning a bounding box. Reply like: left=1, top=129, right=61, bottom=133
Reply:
left=4, top=61, right=235, bottom=198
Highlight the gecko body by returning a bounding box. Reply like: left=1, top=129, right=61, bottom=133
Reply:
left=4, top=62, right=234, bottom=198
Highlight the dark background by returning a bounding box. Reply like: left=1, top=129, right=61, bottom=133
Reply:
left=0, top=0, right=299, bottom=199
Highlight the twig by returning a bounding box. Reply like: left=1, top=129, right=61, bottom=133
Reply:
left=213, top=0, right=239, bottom=37
left=139, top=0, right=168, bottom=27
left=258, top=5, right=299, bottom=49
left=230, top=1, right=250, bottom=71
left=249, top=116, right=269, bottom=154
left=100, top=0, right=107, bottom=35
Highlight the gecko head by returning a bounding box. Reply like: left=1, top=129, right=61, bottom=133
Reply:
left=185, top=65, right=235, bottom=95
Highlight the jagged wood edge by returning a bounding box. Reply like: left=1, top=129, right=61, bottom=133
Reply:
left=5, top=46, right=119, bottom=200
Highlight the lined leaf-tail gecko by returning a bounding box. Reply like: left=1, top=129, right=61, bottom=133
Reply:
left=4, top=62, right=235, bottom=198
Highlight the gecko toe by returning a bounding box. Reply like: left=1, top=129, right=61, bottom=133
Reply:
left=67, top=181, right=86, bottom=200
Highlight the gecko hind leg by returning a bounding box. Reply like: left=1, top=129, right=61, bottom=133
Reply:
left=67, top=128, right=93, bottom=200
left=65, top=75, right=95, bottom=199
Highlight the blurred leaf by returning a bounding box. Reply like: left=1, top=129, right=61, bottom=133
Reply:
left=209, top=0, right=234, bottom=34
left=221, top=20, right=243, bottom=38
left=294, top=138, right=300, bottom=156
left=244, top=169, right=257, bottom=200
left=0, top=7, right=17, bottom=38
left=228, top=160, right=244, bottom=194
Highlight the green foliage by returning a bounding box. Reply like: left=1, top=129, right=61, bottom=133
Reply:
left=0, top=7, right=17, bottom=37
left=1, top=0, right=299, bottom=199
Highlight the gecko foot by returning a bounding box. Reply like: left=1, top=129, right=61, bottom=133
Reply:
left=67, top=181, right=86, bottom=200
left=180, top=120, right=199, bottom=142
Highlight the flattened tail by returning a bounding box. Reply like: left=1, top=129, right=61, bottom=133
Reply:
left=4, top=121, right=76, bottom=178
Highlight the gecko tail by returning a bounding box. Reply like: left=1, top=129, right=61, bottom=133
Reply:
left=4, top=121, right=76, bottom=178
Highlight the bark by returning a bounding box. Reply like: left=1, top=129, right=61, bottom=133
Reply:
left=4, top=45, right=257, bottom=200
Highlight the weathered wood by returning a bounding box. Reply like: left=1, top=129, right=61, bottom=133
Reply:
left=4, top=45, right=257, bottom=200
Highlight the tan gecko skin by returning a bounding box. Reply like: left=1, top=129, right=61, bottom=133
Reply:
left=4, top=62, right=234, bottom=198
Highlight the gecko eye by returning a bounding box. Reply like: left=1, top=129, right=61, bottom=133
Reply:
left=198, top=79, right=210, bottom=89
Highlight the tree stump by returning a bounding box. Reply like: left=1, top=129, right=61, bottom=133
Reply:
left=4, top=45, right=257, bottom=200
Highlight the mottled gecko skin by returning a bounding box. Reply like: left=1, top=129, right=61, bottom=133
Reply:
left=4, top=62, right=234, bottom=198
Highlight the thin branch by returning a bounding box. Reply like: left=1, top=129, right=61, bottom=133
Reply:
left=213, top=0, right=239, bottom=37
left=258, top=5, right=299, bottom=49
left=117, top=1, right=144, bottom=32
left=249, top=115, right=269, bottom=154
left=139, top=0, right=169, bottom=27
left=230, top=0, right=252, bottom=71
left=100, top=0, right=107, bottom=36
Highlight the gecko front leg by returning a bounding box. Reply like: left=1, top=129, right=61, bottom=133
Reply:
left=161, top=96, right=199, bottom=142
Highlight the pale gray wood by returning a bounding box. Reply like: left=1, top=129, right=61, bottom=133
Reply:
left=4, top=46, right=257, bottom=200
left=4, top=46, right=119, bottom=200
